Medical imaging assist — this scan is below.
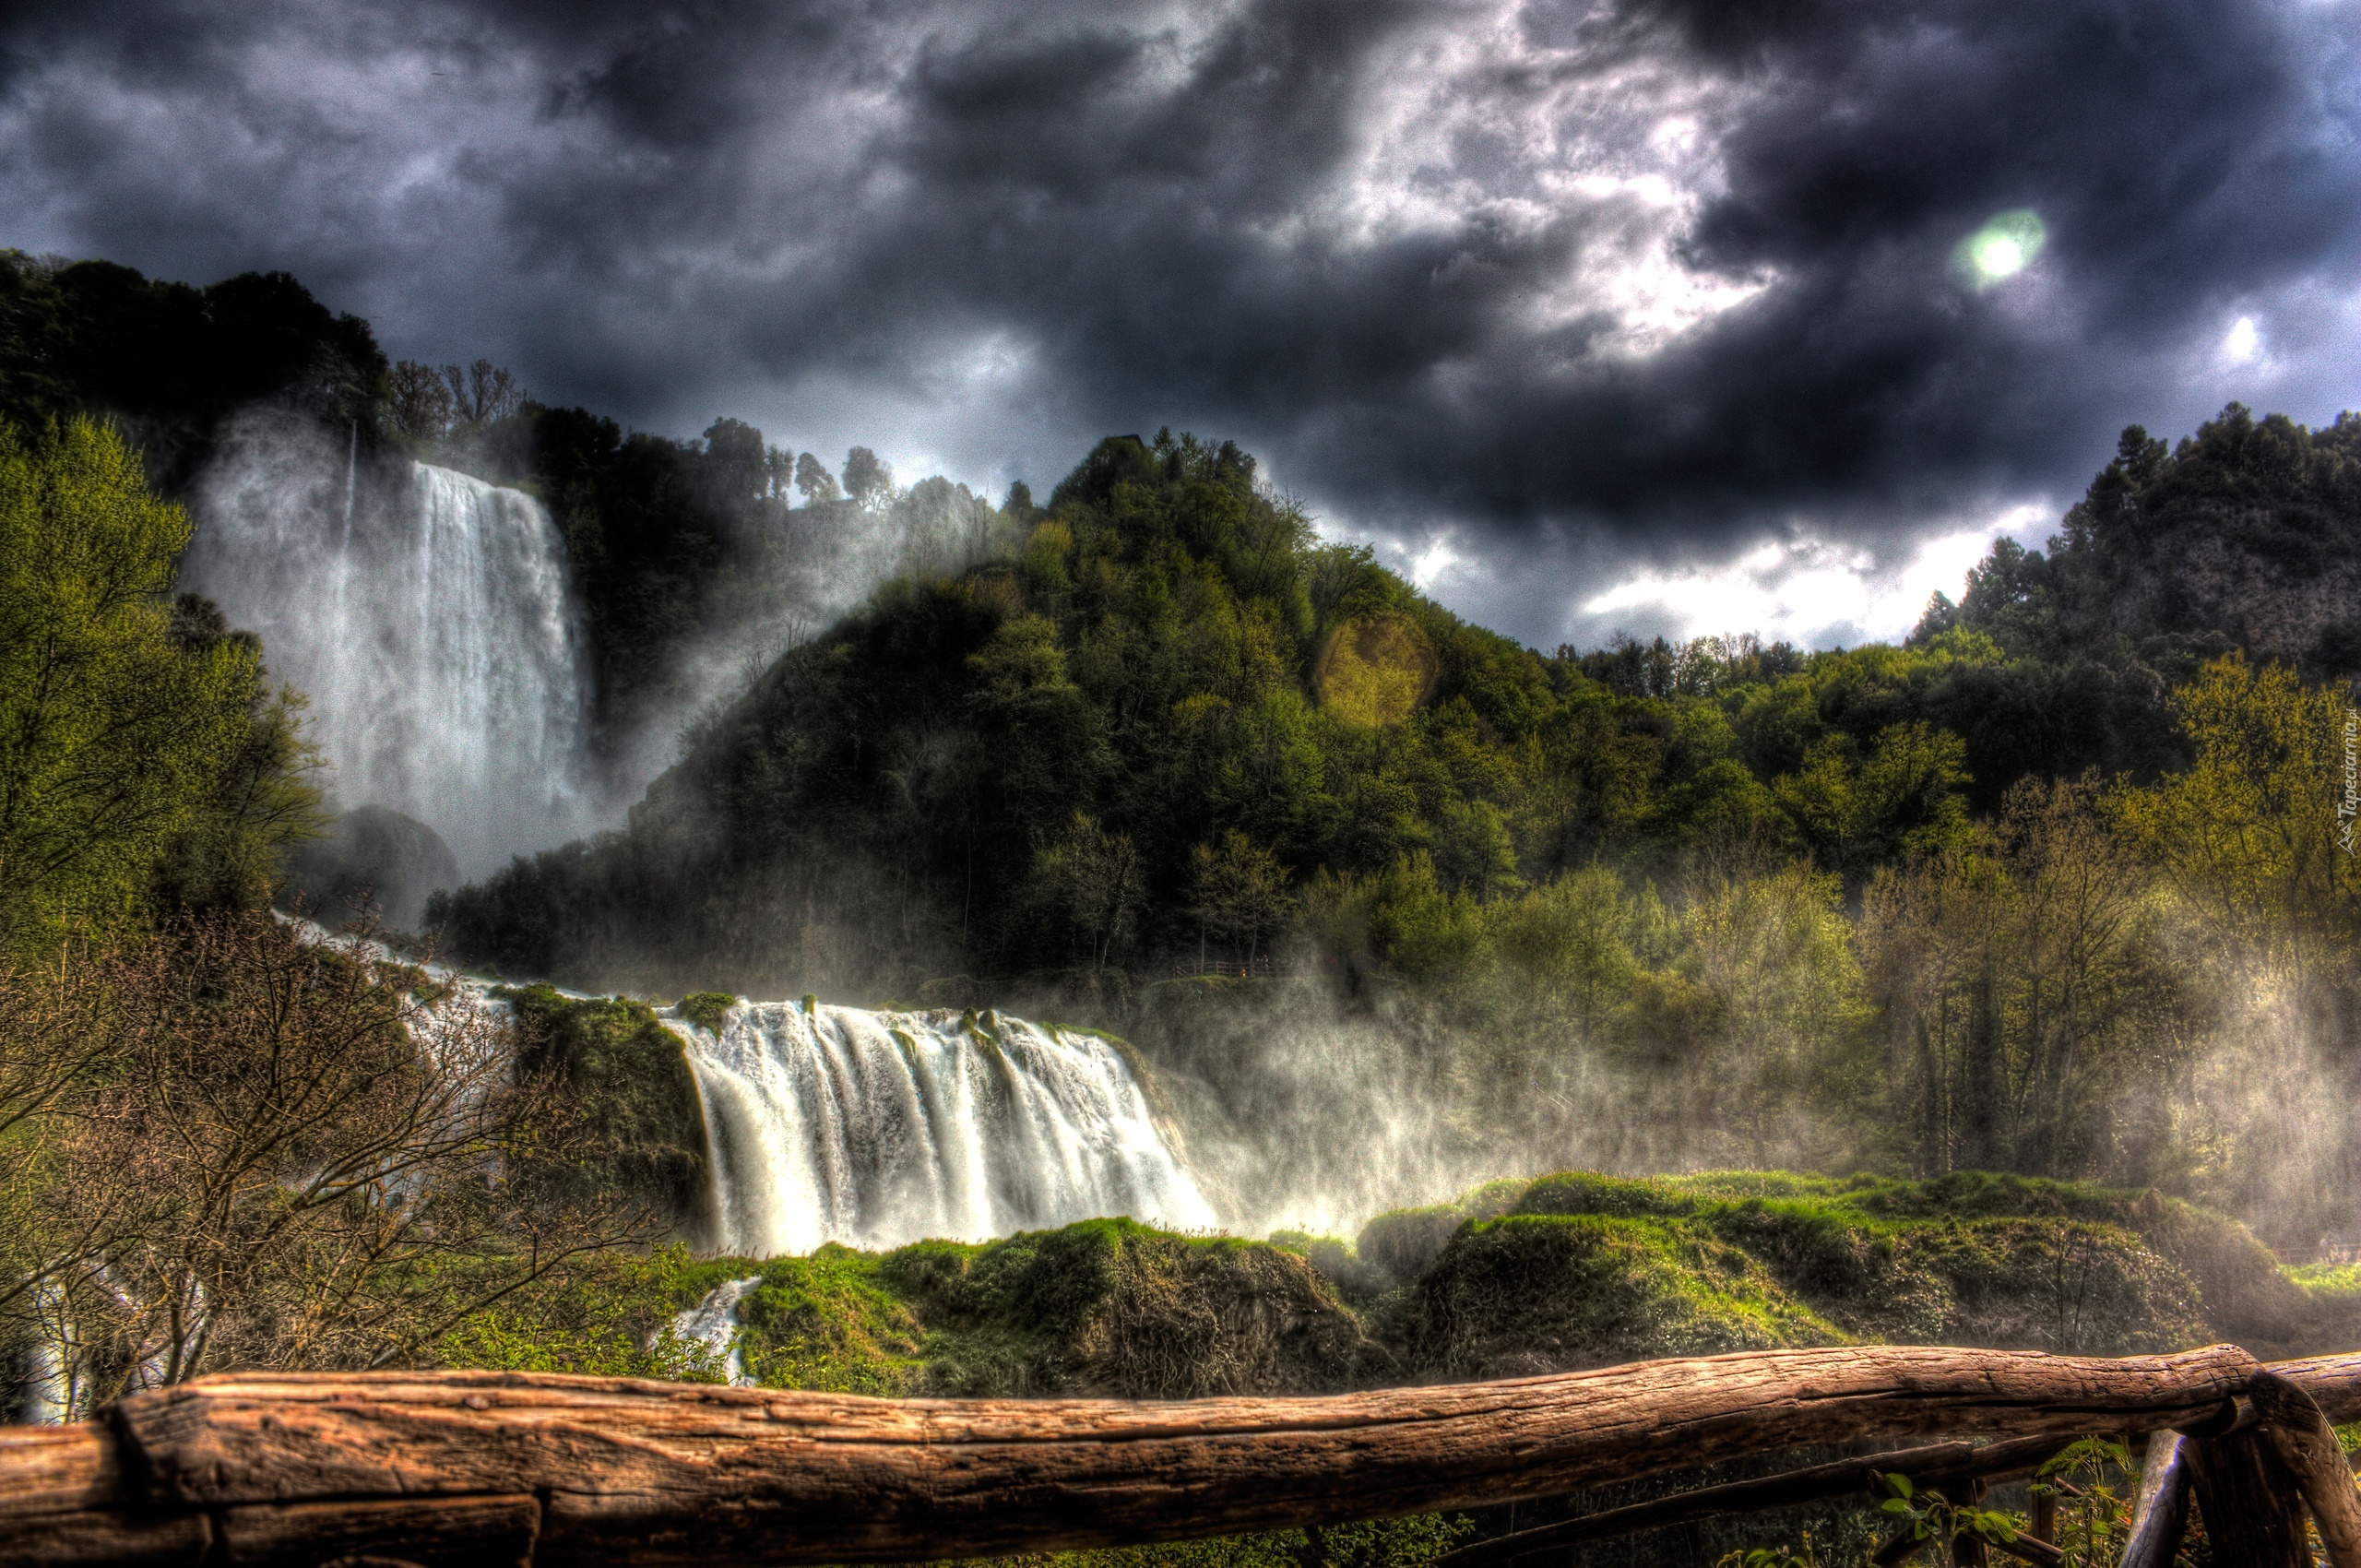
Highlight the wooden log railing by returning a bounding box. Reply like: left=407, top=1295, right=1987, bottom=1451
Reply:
left=0, top=1344, right=2355, bottom=1568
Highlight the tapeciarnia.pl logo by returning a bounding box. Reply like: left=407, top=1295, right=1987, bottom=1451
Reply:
left=2341, top=706, right=2358, bottom=856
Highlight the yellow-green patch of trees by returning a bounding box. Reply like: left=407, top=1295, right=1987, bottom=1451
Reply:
left=0, top=419, right=316, bottom=954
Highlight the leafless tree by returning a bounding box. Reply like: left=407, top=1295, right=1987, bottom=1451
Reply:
left=441, top=359, right=527, bottom=426
left=387, top=361, right=454, bottom=441
left=2, top=912, right=658, bottom=1419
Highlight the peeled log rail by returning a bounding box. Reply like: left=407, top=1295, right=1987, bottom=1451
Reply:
left=0, top=1344, right=2355, bottom=1567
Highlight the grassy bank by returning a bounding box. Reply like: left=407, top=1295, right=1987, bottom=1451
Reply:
left=433, top=1171, right=2354, bottom=1567
left=441, top=1169, right=2355, bottom=1394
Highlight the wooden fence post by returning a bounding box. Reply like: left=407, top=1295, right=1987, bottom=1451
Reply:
left=2248, top=1371, right=2361, bottom=1568
left=2118, top=1430, right=2190, bottom=1568
left=2185, top=1431, right=2311, bottom=1568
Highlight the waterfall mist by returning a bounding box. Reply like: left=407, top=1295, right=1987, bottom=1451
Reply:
left=184, top=412, right=596, bottom=877
left=1110, top=974, right=1718, bottom=1241
left=671, top=1001, right=1215, bottom=1255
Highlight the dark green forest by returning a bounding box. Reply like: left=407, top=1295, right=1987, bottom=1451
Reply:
left=436, top=406, right=2361, bottom=993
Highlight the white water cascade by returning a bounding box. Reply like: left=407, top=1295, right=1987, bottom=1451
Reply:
left=671, top=1002, right=1216, bottom=1256
left=188, top=441, right=593, bottom=873
left=670, top=1277, right=760, bottom=1384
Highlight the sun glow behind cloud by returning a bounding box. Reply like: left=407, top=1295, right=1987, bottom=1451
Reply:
left=1318, top=7, right=1774, bottom=362
left=1952, top=209, right=2047, bottom=291
left=2222, top=315, right=2262, bottom=362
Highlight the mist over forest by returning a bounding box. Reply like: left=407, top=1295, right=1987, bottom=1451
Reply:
left=6, top=247, right=2361, bottom=1565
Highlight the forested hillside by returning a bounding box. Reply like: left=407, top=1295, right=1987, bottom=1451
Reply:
left=1923, top=409, right=2361, bottom=676
left=427, top=411, right=2361, bottom=1249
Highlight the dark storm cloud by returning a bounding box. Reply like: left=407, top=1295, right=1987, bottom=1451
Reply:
left=2, top=0, right=2356, bottom=644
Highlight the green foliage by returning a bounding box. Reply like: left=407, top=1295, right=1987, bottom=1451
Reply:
left=2290, top=1261, right=2361, bottom=1301
left=2029, top=1436, right=2138, bottom=1568
left=737, top=1245, right=929, bottom=1394
left=1938, top=404, right=2361, bottom=677
left=678, top=991, right=737, bottom=1033
left=872, top=1218, right=1367, bottom=1398
left=529, top=1218, right=1366, bottom=1403
left=1410, top=1213, right=1850, bottom=1377
left=1339, top=1170, right=2279, bottom=1360
left=1714, top=1535, right=1828, bottom=1568
left=0, top=420, right=314, bottom=955
left=438, top=1244, right=734, bottom=1383
left=1189, top=828, right=1293, bottom=963
left=437, top=426, right=2015, bottom=996
left=500, top=984, right=710, bottom=1223
left=1723, top=1433, right=2140, bottom=1568
left=1872, top=1470, right=2027, bottom=1562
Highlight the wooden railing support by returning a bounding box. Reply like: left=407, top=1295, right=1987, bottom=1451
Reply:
left=2118, top=1430, right=2191, bottom=1568
left=2248, top=1372, right=2361, bottom=1567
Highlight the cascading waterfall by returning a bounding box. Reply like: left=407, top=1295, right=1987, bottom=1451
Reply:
left=187, top=442, right=593, bottom=874
left=670, top=1277, right=759, bottom=1384
left=670, top=1001, right=1216, bottom=1257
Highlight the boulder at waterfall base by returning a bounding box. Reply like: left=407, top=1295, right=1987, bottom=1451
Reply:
left=281, top=804, right=460, bottom=931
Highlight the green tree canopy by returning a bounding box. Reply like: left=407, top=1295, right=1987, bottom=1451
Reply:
left=0, top=420, right=277, bottom=952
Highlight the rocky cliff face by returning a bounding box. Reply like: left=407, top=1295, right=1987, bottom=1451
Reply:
left=2134, top=526, right=2361, bottom=667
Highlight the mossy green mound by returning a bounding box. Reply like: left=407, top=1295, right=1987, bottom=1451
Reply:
left=1348, top=1169, right=2308, bottom=1360
left=444, top=1170, right=2344, bottom=1423
left=885, top=1218, right=1370, bottom=1396
left=501, top=984, right=710, bottom=1225
left=677, top=991, right=737, bottom=1033
left=1412, top=1215, right=1847, bottom=1378
left=597, top=1218, right=1371, bottom=1399
left=734, top=1245, right=931, bottom=1394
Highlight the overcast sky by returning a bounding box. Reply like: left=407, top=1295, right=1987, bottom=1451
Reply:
left=5, top=0, right=2357, bottom=650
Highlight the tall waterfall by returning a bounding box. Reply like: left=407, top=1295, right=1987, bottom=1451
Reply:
left=187, top=434, right=592, bottom=873
left=672, top=1002, right=1216, bottom=1256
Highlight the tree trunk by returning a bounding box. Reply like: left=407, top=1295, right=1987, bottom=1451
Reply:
left=2248, top=1371, right=2361, bottom=1567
